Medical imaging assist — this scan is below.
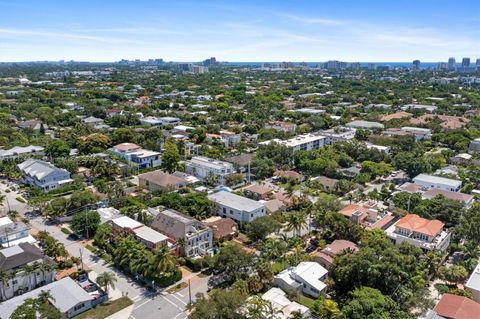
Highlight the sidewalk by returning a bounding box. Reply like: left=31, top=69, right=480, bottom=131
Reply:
left=105, top=304, right=134, bottom=319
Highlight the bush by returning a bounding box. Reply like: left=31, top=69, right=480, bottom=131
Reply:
left=155, top=269, right=182, bottom=288
left=185, top=257, right=204, bottom=272
left=15, top=196, right=26, bottom=203
left=61, top=227, right=71, bottom=235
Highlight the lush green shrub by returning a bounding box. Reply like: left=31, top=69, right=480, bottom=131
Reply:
left=155, top=269, right=182, bottom=288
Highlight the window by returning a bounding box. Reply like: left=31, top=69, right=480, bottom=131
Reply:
left=251, top=213, right=253, bottom=218
left=74, top=303, right=85, bottom=311
left=223, top=207, right=226, bottom=214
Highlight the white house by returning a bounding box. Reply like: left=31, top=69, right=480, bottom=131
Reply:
left=385, top=214, right=451, bottom=252
left=0, top=145, right=44, bottom=161
left=0, top=277, right=95, bottom=319
left=185, top=156, right=234, bottom=183
left=466, top=261, right=480, bottom=303
left=261, top=288, right=310, bottom=319
left=17, top=159, right=73, bottom=191
left=413, top=174, right=462, bottom=192
left=0, top=217, right=36, bottom=247
left=108, top=143, right=161, bottom=169
left=208, top=191, right=266, bottom=226
left=140, top=116, right=181, bottom=127
left=274, top=262, right=328, bottom=298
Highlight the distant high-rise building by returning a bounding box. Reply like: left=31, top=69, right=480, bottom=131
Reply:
left=193, top=65, right=209, bottom=74
left=412, top=60, right=421, bottom=70
left=448, top=57, right=456, bottom=70
left=476, top=59, right=480, bottom=70
left=177, top=63, right=192, bottom=71
left=437, top=62, right=448, bottom=70
left=368, top=63, right=377, bottom=70
left=324, top=60, right=346, bottom=70
left=462, top=57, right=471, bottom=68
left=351, top=62, right=361, bottom=70
left=203, top=57, right=217, bottom=66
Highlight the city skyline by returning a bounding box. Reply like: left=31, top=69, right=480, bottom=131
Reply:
left=0, top=0, right=479, bottom=62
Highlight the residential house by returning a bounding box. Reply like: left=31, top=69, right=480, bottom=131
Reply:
left=208, top=191, right=266, bottom=226
left=312, top=240, right=358, bottom=269
left=0, top=217, right=36, bottom=247
left=260, top=288, right=310, bottom=319
left=150, top=209, right=213, bottom=257
left=225, top=153, right=254, bottom=173
left=451, top=153, right=472, bottom=165
left=108, top=143, right=161, bottom=169
left=81, top=116, right=104, bottom=127
left=413, top=174, right=462, bottom=192
left=202, top=216, right=238, bottom=242
left=385, top=214, right=451, bottom=251
left=140, top=116, right=181, bottom=127
left=0, top=243, right=56, bottom=301
left=466, top=261, right=480, bottom=303
left=265, top=121, right=297, bottom=133
left=469, top=138, right=480, bottom=152
left=425, top=293, right=480, bottom=319
left=243, top=183, right=275, bottom=200
left=109, top=216, right=168, bottom=250
left=0, top=277, right=97, bottom=319
left=138, top=170, right=186, bottom=191
left=338, top=203, right=395, bottom=230
left=274, top=262, right=328, bottom=298
left=17, top=159, right=73, bottom=191
left=345, top=120, right=384, bottom=130
left=17, top=120, right=47, bottom=131
left=422, top=188, right=474, bottom=208
left=0, top=145, right=44, bottom=161
left=310, top=176, right=339, bottom=192
left=274, top=170, right=305, bottom=183
left=185, top=156, right=234, bottom=184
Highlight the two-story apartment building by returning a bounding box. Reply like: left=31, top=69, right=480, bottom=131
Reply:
left=108, top=143, right=161, bottom=169
left=386, top=214, right=451, bottom=251
left=274, top=262, right=328, bottom=298
left=150, top=209, right=213, bottom=257
left=208, top=191, right=266, bottom=226
left=0, top=217, right=36, bottom=247
left=185, top=156, right=234, bottom=183
left=413, top=174, right=462, bottom=192
left=0, top=243, right=56, bottom=301
left=17, top=159, right=73, bottom=191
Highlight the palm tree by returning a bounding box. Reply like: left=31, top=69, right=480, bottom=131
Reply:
left=285, top=211, right=307, bottom=237
left=38, top=289, right=55, bottom=304
left=148, top=245, right=176, bottom=276
left=176, top=238, right=187, bottom=256
left=96, top=272, right=117, bottom=297
left=0, top=271, right=10, bottom=300
left=7, top=210, right=19, bottom=221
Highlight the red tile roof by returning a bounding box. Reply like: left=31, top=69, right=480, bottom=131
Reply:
left=395, top=214, right=444, bottom=237
left=434, top=293, right=480, bottom=319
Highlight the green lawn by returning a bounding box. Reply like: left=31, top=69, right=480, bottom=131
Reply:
left=298, top=295, right=316, bottom=308
left=75, top=297, right=133, bottom=319
left=272, top=260, right=290, bottom=274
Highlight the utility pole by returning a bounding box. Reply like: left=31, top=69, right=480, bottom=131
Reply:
left=188, top=279, right=192, bottom=305
left=79, top=248, right=84, bottom=270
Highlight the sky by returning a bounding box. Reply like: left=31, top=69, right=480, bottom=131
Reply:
left=0, top=0, right=479, bottom=62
